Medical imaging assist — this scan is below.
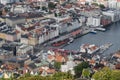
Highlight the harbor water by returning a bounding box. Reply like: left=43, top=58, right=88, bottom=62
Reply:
left=63, top=22, right=120, bottom=56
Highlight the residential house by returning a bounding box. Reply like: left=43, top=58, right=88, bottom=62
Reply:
left=40, top=66, right=56, bottom=76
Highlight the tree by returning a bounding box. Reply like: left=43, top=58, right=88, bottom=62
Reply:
left=92, top=67, right=112, bottom=80
left=92, top=67, right=120, bottom=80
left=0, top=10, right=2, bottom=16
left=74, top=62, right=89, bottom=78
left=91, top=3, right=99, bottom=6
left=52, top=72, right=74, bottom=80
left=3, top=71, right=75, bottom=80
left=42, top=6, right=47, bottom=11
left=54, top=62, right=62, bottom=70
left=48, top=2, right=56, bottom=9
left=99, top=4, right=105, bottom=9
left=110, top=70, right=120, bottom=80
left=82, top=68, right=90, bottom=79
left=54, top=13, right=57, bottom=17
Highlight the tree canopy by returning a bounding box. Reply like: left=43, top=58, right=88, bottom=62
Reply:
left=16, top=72, right=74, bottom=80
left=74, top=61, right=89, bottom=78
left=92, top=67, right=120, bottom=80
left=99, top=4, right=105, bottom=9
left=54, top=61, right=62, bottom=70
left=48, top=2, right=56, bottom=9
left=82, top=68, right=90, bottom=78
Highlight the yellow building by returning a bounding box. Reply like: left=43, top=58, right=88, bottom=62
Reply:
left=28, top=37, right=38, bottom=46
left=0, top=33, right=6, bottom=40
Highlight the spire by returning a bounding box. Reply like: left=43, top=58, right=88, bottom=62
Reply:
left=68, top=52, right=73, bottom=61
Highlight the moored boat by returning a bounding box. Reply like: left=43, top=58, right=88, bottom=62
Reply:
left=51, top=37, right=74, bottom=47
left=80, top=44, right=99, bottom=54
left=90, top=30, right=97, bottom=34
left=99, top=43, right=113, bottom=54
left=67, top=37, right=74, bottom=44
left=96, top=27, right=106, bottom=31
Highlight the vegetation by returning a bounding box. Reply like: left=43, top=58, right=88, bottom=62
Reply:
left=91, top=3, right=99, bottom=6
left=54, top=61, right=62, bottom=70
left=42, top=6, right=47, bottom=11
left=17, top=72, right=74, bottom=80
left=0, top=10, right=2, bottom=16
left=99, top=4, right=105, bottom=9
left=92, top=67, right=120, bottom=80
left=48, top=2, right=56, bottom=9
left=82, top=68, right=90, bottom=79
left=1, top=67, right=120, bottom=80
left=54, top=13, right=58, bottom=17
left=74, top=62, right=89, bottom=78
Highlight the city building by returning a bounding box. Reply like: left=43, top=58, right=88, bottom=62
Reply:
left=6, top=16, right=25, bottom=27
left=0, top=22, right=20, bottom=41
left=16, top=44, right=33, bottom=56
left=102, top=10, right=120, bottom=22
left=0, top=0, right=20, bottom=5
left=87, top=16, right=101, bottom=26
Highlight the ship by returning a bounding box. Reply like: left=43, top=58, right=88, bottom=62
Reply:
left=90, top=30, right=97, bottom=34
left=95, top=27, right=106, bottom=31
left=67, top=37, right=74, bottom=44
left=99, top=43, right=113, bottom=54
left=51, top=38, right=74, bottom=47
left=80, top=44, right=99, bottom=54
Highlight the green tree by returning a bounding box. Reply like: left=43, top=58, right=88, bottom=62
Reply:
left=0, top=10, right=2, bottom=16
left=52, top=72, right=74, bottom=80
left=91, top=3, right=99, bottom=6
left=2, top=71, right=75, bottom=80
left=111, top=70, right=120, bottom=80
left=99, top=4, right=105, bottom=9
left=54, top=13, right=57, bottom=17
left=48, top=2, right=56, bottom=9
left=92, top=67, right=112, bottom=80
left=74, top=62, right=89, bottom=78
left=42, top=6, right=47, bottom=11
left=82, top=68, right=90, bottom=79
left=54, top=62, right=62, bottom=70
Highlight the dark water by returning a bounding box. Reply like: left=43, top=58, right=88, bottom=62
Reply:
left=63, top=22, right=120, bottom=56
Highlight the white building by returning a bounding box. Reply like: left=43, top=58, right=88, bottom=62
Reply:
left=107, top=0, right=120, bottom=9
left=102, top=10, right=120, bottom=22
left=11, top=5, right=32, bottom=13
left=61, top=61, right=75, bottom=75
left=17, top=44, right=33, bottom=56
left=61, top=54, right=75, bottom=75
left=0, top=0, right=19, bottom=5
left=108, top=0, right=117, bottom=9
left=87, top=16, right=101, bottom=27
left=38, top=26, right=59, bottom=44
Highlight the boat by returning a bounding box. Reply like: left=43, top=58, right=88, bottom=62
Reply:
left=90, top=30, right=97, bottom=34
left=67, top=37, right=74, bottom=44
left=96, top=27, right=106, bottom=31
left=51, top=38, right=70, bottom=47
left=99, top=43, right=113, bottom=54
left=80, top=44, right=99, bottom=54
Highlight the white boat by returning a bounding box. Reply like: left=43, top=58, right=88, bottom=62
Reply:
left=99, top=43, right=113, bottom=54
left=68, top=37, right=74, bottom=44
left=90, top=30, right=97, bottom=34
left=80, top=44, right=99, bottom=54
left=96, top=28, right=106, bottom=31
